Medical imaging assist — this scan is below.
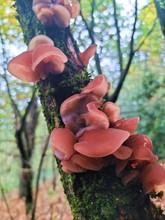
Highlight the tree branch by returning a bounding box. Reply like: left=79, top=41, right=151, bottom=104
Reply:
left=134, top=19, right=157, bottom=52
left=154, top=0, right=165, bottom=36
left=79, top=0, right=103, bottom=75
left=129, top=0, right=138, bottom=55
left=20, top=87, right=36, bottom=131
left=112, top=0, right=123, bottom=74
left=109, top=0, right=138, bottom=102
left=0, top=30, right=21, bottom=118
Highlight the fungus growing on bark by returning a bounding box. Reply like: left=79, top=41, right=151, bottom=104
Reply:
left=78, top=44, right=97, bottom=66
left=113, top=117, right=139, bottom=134
left=125, top=134, right=158, bottom=163
left=122, top=170, right=139, bottom=185
left=50, top=128, right=77, bottom=160
left=71, top=154, right=104, bottom=171
left=74, top=128, right=130, bottom=157
left=61, top=160, right=86, bottom=173
left=102, top=101, right=120, bottom=124
left=76, top=100, right=110, bottom=138
left=49, top=74, right=165, bottom=194
left=7, top=35, right=68, bottom=82
left=81, top=74, right=110, bottom=98
left=60, top=93, right=99, bottom=134
left=28, top=35, right=54, bottom=50
left=113, top=146, right=132, bottom=160
left=32, top=44, right=68, bottom=75
left=33, top=0, right=80, bottom=28
left=140, top=163, right=165, bottom=194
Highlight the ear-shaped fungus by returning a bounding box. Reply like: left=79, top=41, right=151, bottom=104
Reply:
left=28, top=34, right=54, bottom=50
left=102, top=101, right=120, bottom=124
left=7, top=35, right=68, bottom=83
left=122, top=170, right=139, bottom=185
left=78, top=44, right=97, bottom=66
left=76, top=100, right=110, bottom=138
left=50, top=128, right=77, bottom=160
left=74, top=128, right=130, bottom=157
left=115, top=160, right=128, bottom=177
left=125, top=134, right=158, bottom=163
left=81, top=75, right=110, bottom=98
left=140, top=163, right=165, bottom=194
left=56, top=0, right=80, bottom=18
left=71, top=154, right=104, bottom=171
left=7, top=51, right=35, bottom=82
left=33, top=0, right=70, bottom=27
left=60, top=93, right=99, bottom=133
left=32, top=44, right=68, bottom=75
left=50, top=4, right=71, bottom=27
left=113, top=146, right=132, bottom=160
left=113, top=117, right=139, bottom=134
left=61, top=160, right=86, bottom=173
left=33, top=0, right=80, bottom=28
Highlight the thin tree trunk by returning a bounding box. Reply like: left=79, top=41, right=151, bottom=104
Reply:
left=19, top=163, right=33, bottom=209
left=14, top=0, right=164, bottom=219
left=15, top=95, right=39, bottom=212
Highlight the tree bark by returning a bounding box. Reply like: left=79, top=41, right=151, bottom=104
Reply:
left=154, top=0, right=165, bottom=36
left=14, top=0, right=164, bottom=219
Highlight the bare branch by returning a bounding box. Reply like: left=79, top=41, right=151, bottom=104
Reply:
left=90, top=0, right=95, bottom=30
left=109, top=0, right=138, bottom=102
left=20, top=87, right=37, bottom=131
left=0, top=32, right=21, bottom=118
left=129, top=0, right=138, bottom=55
left=134, top=19, right=157, bottom=52
left=112, top=0, right=123, bottom=74
left=79, top=1, right=103, bottom=74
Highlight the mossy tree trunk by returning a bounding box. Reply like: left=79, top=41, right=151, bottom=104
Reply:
left=14, top=0, right=164, bottom=219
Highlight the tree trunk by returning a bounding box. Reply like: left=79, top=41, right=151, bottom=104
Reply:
left=19, top=163, right=33, bottom=210
left=15, top=95, right=39, bottom=212
left=154, top=0, right=165, bottom=36
left=14, top=0, right=164, bottom=219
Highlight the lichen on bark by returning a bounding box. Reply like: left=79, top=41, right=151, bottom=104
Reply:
left=14, top=0, right=165, bottom=219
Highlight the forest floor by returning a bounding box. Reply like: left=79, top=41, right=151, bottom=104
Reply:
left=0, top=167, right=165, bottom=220
left=0, top=179, right=73, bottom=220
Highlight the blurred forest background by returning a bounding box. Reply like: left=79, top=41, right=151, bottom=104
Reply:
left=0, top=0, right=165, bottom=219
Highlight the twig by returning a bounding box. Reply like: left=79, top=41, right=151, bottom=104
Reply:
left=79, top=0, right=103, bottom=75
left=134, top=19, right=157, bottom=52
left=109, top=1, right=155, bottom=103
left=109, top=0, right=138, bottom=102
left=129, top=0, right=138, bottom=56
left=0, top=180, right=14, bottom=220
left=20, top=87, right=37, bottom=131
left=112, top=0, right=123, bottom=74
left=0, top=30, right=21, bottom=118
left=31, top=135, right=50, bottom=220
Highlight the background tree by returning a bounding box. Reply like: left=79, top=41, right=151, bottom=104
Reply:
left=154, top=0, right=165, bottom=36
left=0, top=0, right=46, bottom=212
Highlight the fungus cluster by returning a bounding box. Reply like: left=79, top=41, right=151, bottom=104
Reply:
left=50, top=75, right=165, bottom=194
left=33, top=0, right=80, bottom=28
left=7, top=35, right=68, bottom=82
left=7, top=0, right=165, bottom=195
